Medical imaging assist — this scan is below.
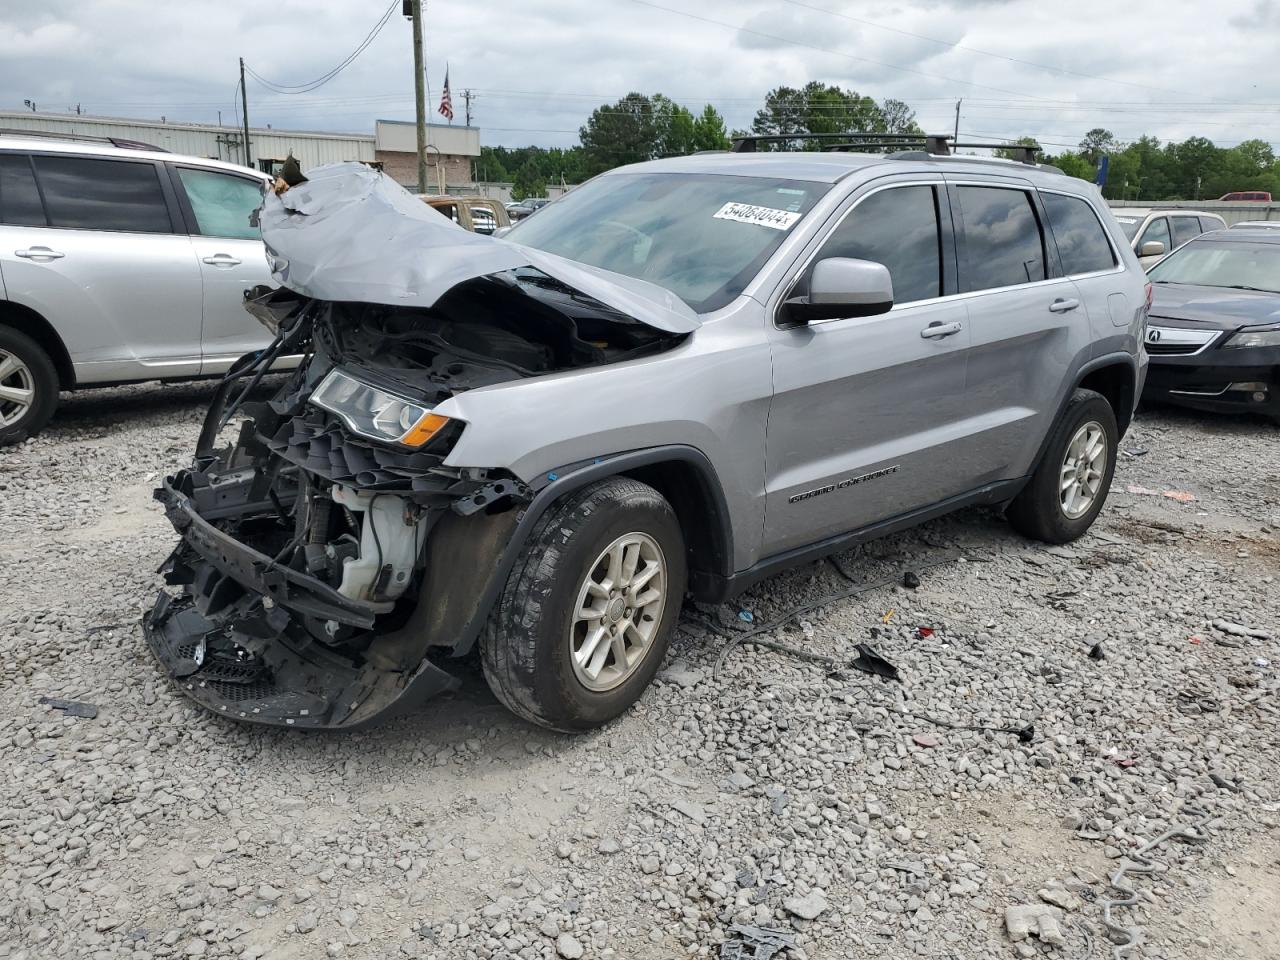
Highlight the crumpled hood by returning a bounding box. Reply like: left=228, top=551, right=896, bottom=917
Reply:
left=1150, top=282, right=1280, bottom=329
left=258, top=162, right=700, bottom=335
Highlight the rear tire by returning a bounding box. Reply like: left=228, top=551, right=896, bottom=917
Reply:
left=481, top=477, right=687, bottom=732
left=0, top=326, right=59, bottom=447
left=1006, top=388, right=1118, bottom=544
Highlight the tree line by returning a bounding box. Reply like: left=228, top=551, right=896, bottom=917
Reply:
left=478, top=87, right=1278, bottom=202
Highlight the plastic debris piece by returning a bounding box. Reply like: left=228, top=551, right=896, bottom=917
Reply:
left=719, top=924, right=797, bottom=960
left=38, top=697, right=98, bottom=719
left=881, top=608, right=895, bottom=624
left=1255, top=657, right=1271, bottom=668
left=737, top=609, right=754, bottom=623
left=902, top=571, right=921, bottom=589
left=912, top=733, right=940, bottom=748
left=1162, top=489, right=1197, bottom=503
left=1089, top=642, right=1105, bottom=661
left=1122, top=447, right=1148, bottom=458
left=1189, top=635, right=1203, bottom=645
left=916, top=626, right=935, bottom=639
left=1111, top=756, right=1136, bottom=768
left=851, top=643, right=900, bottom=682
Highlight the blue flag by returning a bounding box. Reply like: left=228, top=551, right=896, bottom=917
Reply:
left=1095, top=155, right=1110, bottom=187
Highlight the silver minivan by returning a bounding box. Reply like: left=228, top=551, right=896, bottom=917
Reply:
left=0, top=133, right=275, bottom=444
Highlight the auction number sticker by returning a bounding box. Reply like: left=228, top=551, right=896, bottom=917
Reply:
left=713, top=201, right=802, bottom=231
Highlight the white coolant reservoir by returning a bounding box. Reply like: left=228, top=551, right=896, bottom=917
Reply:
left=330, top=486, right=426, bottom=602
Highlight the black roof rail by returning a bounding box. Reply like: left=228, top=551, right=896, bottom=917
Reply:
left=0, top=127, right=168, bottom=152
left=730, top=131, right=1044, bottom=165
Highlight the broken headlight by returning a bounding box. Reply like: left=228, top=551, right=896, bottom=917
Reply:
left=310, top=369, right=450, bottom=447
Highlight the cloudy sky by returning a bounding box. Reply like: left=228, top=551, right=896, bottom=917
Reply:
left=3, top=0, right=1279, bottom=153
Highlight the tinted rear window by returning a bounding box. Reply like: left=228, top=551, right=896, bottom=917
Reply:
left=33, top=156, right=172, bottom=233
left=957, top=186, right=1046, bottom=291
left=0, top=154, right=46, bottom=226
left=1042, top=193, right=1116, bottom=275
left=1171, top=217, right=1203, bottom=248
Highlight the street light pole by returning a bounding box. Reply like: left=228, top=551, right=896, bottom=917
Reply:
left=239, top=57, right=252, bottom=168
left=411, top=0, right=428, bottom=195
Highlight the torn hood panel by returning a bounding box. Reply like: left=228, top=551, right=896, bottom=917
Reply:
left=258, top=162, right=700, bottom=334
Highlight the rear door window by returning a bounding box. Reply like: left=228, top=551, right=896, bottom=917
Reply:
left=175, top=167, right=263, bottom=240
left=956, top=185, right=1046, bottom=290
left=1041, top=192, right=1116, bottom=275
left=1171, top=216, right=1202, bottom=248
left=32, top=155, right=173, bottom=233
left=812, top=184, right=942, bottom=304
left=0, top=154, right=47, bottom=226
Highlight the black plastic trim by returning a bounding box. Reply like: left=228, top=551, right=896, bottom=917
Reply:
left=699, top=477, right=1027, bottom=602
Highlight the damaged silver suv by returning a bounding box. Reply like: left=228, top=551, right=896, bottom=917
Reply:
left=147, top=149, right=1149, bottom=731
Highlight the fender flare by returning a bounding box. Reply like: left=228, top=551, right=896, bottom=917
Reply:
left=1025, top=351, right=1139, bottom=479
left=441, top=444, right=734, bottom=660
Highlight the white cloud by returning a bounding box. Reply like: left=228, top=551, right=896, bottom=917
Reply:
left=0, top=0, right=1276, bottom=153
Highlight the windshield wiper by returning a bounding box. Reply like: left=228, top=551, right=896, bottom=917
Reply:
left=1221, top=284, right=1280, bottom=294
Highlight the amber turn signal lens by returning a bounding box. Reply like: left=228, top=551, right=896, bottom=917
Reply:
left=399, top=412, right=450, bottom=447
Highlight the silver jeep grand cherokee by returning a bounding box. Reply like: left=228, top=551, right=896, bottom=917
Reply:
left=146, top=145, right=1149, bottom=732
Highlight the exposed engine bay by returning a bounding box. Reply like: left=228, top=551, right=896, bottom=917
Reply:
left=145, top=269, right=686, bottom=729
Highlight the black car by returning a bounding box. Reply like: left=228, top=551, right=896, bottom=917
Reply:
left=1142, top=228, right=1280, bottom=423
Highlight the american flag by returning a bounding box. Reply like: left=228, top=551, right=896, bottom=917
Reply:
left=438, top=68, right=454, bottom=122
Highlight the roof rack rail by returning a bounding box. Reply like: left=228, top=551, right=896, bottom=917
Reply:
left=729, top=132, right=1043, bottom=165
left=0, top=127, right=168, bottom=152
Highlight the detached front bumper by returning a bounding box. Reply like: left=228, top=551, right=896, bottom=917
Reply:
left=146, top=478, right=460, bottom=730
left=1143, top=348, right=1280, bottom=420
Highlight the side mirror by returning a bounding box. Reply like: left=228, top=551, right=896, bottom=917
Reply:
left=1140, top=240, right=1166, bottom=258
left=784, top=257, right=894, bottom=324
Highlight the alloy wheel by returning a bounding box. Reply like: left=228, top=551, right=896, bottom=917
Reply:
left=1059, top=421, right=1107, bottom=519
left=569, top=532, right=668, bottom=692
left=0, top=350, right=35, bottom=428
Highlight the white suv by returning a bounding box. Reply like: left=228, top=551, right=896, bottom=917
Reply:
left=0, top=133, right=275, bottom=444
left=1112, top=208, right=1228, bottom=268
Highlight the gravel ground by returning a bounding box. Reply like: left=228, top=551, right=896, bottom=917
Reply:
left=1, top=385, right=1278, bottom=960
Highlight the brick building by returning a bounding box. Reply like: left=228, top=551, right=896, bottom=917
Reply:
left=374, top=120, right=481, bottom=193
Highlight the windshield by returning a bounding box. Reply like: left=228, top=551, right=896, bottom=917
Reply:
left=1115, top=216, right=1145, bottom=240
left=506, top=172, right=830, bottom=312
left=1148, top=239, right=1280, bottom=293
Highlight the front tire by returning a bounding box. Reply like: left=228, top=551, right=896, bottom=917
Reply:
left=1006, top=388, right=1118, bottom=544
left=0, top=327, right=59, bottom=447
left=481, top=477, right=687, bottom=732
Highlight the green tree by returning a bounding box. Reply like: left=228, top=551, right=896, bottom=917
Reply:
left=750, top=82, right=887, bottom=149
left=510, top=161, right=547, bottom=201
left=579, top=93, right=657, bottom=176
left=652, top=94, right=698, bottom=157
left=1078, top=128, right=1117, bottom=165
left=993, top=136, right=1042, bottom=162
left=692, top=104, right=731, bottom=151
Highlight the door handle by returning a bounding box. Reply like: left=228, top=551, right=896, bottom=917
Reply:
left=920, top=320, right=963, bottom=339
left=15, top=247, right=65, bottom=261
left=1048, top=298, right=1080, bottom=313
left=202, top=254, right=242, bottom=267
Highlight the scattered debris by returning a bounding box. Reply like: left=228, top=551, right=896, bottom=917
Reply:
left=737, top=609, right=754, bottom=624
left=658, top=660, right=706, bottom=690
left=1121, top=447, right=1148, bottom=458
left=1089, top=642, right=1106, bottom=661
left=38, top=697, right=98, bottom=719
left=851, top=643, right=900, bottom=682
left=1004, top=904, right=1066, bottom=945
left=902, top=571, right=921, bottom=589
left=915, top=626, right=935, bottom=639
left=719, top=924, right=797, bottom=960
left=912, top=733, right=940, bottom=748
left=1037, top=886, right=1084, bottom=912
left=1111, top=756, right=1137, bottom=769
left=881, top=608, right=895, bottom=624
left=1126, top=484, right=1160, bottom=496
left=1162, top=489, right=1197, bottom=503
left=1188, top=635, right=1203, bottom=645
left=783, top=888, right=828, bottom=920
left=1209, top=773, right=1241, bottom=792
left=1255, top=657, right=1272, bottom=668
left=1212, top=619, right=1272, bottom=640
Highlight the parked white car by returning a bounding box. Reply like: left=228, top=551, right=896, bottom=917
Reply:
left=1112, top=209, right=1227, bottom=268
left=0, top=132, right=276, bottom=444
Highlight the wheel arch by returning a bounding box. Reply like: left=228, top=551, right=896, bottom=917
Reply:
left=1076, top=355, right=1136, bottom=437
left=0, top=300, right=75, bottom=389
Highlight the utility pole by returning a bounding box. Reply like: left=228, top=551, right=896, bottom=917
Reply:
left=463, top=88, right=475, bottom=127
left=410, top=0, right=428, bottom=195
left=239, top=57, right=252, bottom=168
left=953, top=99, right=962, bottom=147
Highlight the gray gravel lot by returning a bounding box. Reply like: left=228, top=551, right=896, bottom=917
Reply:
left=1, top=385, right=1278, bottom=960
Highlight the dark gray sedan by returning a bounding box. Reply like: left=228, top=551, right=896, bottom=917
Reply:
left=1142, top=228, right=1280, bottom=422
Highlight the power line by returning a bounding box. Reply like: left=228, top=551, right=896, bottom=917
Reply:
left=244, top=0, right=398, bottom=95
left=623, top=0, right=1056, bottom=101
left=775, top=0, right=1230, bottom=104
